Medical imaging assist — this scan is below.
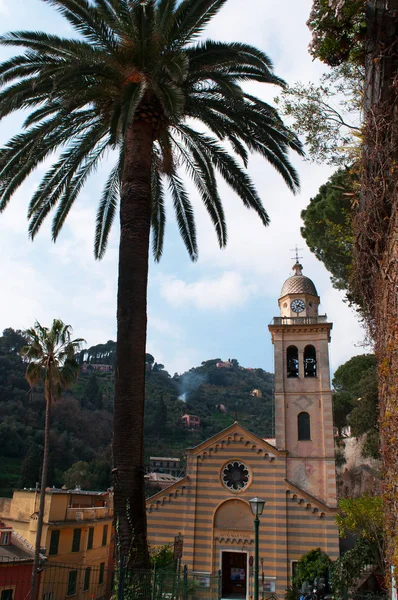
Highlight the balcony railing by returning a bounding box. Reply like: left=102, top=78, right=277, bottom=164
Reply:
left=271, top=316, right=328, bottom=326
left=65, top=507, right=113, bottom=521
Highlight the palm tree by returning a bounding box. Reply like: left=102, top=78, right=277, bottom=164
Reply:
left=20, top=320, right=84, bottom=600
left=0, top=0, right=303, bottom=566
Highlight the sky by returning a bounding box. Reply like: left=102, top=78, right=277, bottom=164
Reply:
left=0, top=0, right=368, bottom=376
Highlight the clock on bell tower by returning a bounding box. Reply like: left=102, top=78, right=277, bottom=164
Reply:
left=268, top=261, right=337, bottom=507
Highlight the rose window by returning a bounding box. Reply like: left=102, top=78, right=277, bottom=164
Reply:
left=221, top=461, right=250, bottom=491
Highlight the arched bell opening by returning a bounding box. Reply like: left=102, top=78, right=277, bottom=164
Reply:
left=304, top=345, right=317, bottom=377
left=287, top=346, right=299, bottom=378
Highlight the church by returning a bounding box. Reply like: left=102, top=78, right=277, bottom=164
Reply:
left=146, top=262, right=339, bottom=599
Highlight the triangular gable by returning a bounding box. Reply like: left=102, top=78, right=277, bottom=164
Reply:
left=185, top=421, right=286, bottom=460
left=146, top=475, right=189, bottom=510
left=285, top=479, right=338, bottom=516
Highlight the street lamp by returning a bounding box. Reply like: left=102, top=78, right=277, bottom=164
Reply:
left=249, top=497, right=266, bottom=600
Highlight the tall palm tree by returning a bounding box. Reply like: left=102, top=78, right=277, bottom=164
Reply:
left=0, top=0, right=303, bottom=566
left=20, top=320, right=84, bottom=600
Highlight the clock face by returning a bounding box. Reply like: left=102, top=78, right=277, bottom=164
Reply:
left=291, top=299, right=305, bottom=314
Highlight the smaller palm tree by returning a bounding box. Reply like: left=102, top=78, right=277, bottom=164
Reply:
left=20, top=319, right=84, bottom=600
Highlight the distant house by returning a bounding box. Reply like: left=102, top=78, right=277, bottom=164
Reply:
left=216, top=361, right=233, bottom=369
left=81, top=363, right=113, bottom=373
left=181, top=414, right=201, bottom=429
left=0, top=521, right=39, bottom=600
left=149, top=457, right=181, bottom=477
left=250, top=389, right=262, bottom=398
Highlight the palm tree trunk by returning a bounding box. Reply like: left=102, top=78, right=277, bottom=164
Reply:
left=113, top=118, right=153, bottom=568
left=31, top=373, right=52, bottom=600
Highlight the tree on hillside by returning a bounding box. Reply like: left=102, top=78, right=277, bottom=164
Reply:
left=20, top=320, right=84, bottom=600
left=0, top=0, right=303, bottom=565
left=83, top=374, right=103, bottom=410
left=18, top=443, right=42, bottom=488
left=332, top=354, right=379, bottom=457
left=0, top=328, right=27, bottom=354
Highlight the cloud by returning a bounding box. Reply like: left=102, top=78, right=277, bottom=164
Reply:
left=159, top=272, right=256, bottom=311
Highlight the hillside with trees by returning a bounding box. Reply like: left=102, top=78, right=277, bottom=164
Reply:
left=0, top=328, right=274, bottom=497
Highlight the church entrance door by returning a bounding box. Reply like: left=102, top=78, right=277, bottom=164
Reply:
left=221, top=551, right=247, bottom=599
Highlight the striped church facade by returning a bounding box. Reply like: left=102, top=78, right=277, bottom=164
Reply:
left=146, top=422, right=339, bottom=598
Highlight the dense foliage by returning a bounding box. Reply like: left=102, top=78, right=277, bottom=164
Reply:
left=0, top=328, right=273, bottom=496
left=293, top=548, right=331, bottom=588
left=301, top=168, right=357, bottom=302
left=307, top=0, right=366, bottom=66
left=332, top=354, right=379, bottom=458
left=333, top=496, right=384, bottom=594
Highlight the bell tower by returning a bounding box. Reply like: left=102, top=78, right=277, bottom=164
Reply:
left=268, top=262, right=337, bottom=507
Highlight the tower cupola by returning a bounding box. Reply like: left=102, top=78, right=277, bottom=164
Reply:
left=278, top=262, right=320, bottom=318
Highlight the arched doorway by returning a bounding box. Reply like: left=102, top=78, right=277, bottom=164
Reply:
left=214, top=500, right=252, bottom=600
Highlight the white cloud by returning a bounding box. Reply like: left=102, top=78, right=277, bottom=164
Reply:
left=159, top=272, right=256, bottom=311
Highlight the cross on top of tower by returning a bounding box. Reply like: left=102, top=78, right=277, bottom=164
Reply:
left=290, top=245, right=303, bottom=264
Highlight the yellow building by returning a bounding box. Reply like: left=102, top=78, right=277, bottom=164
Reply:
left=146, top=263, right=339, bottom=599
left=0, top=488, right=113, bottom=600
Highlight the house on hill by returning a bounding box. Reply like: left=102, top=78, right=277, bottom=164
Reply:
left=181, top=414, right=201, bottom=429
left=146, top=262, right=339, bottom=599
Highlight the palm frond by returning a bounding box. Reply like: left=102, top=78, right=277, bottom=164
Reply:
left=168, top=172, right=198, bottom=261
left=41, top=0, right=118, bottom=50
left=177, top=125, right=270, bottom=226
left=172, top=0, right=228, bottom=45
left=151, top=151, right=166, bottom=262
left=27, top=124, right=108, bottom=238
left=171, top=130, right=227, bottom=248
left=52, top=137, right=110, bottom=241
left=94, top=157, right=121, bottom=259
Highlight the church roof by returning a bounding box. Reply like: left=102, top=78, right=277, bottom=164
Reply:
left=185, top=420, right=286, bottom=457
left=280, top=262, right=318, bottom=298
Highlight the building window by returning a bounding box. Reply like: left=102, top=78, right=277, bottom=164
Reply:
left=87, top=527, right=94, bottom=550
left=291, top=561, right=298, bottom=581
left=221, top=461, right=250, bottom=492
left=0, top=532, right=11, bottom=545
left=99, top=562, right=105, bottom=585
left=298, top=412, right=311, bottom=441
left=304, top=345, right=317, bottom=377
left=101, top=524, right=108, bottom=547
left=83, top=567, right=91, bottom=591
left=71, top=529, right=81, bottom=553
left=67, top=571, right=78, bottom=596
left=287, top=346, right=299, bottom=378
left=1, top=590, right=13, bottom=600
left=49, top=530, right=60, bottom=556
